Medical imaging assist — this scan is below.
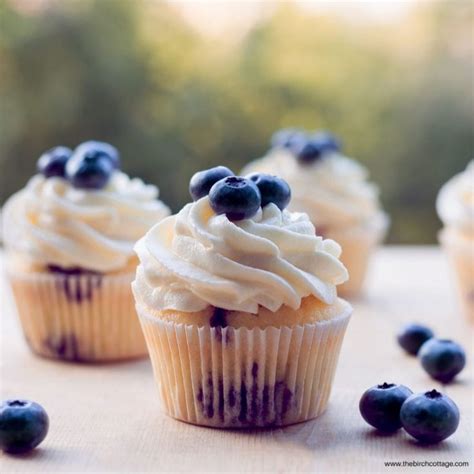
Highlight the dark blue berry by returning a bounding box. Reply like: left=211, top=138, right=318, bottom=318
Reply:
left=37, top=146, right=72, bottom=178
left=246, top=173, right=291, bottom=210
left=74, top=141, right=120, bottom=169
left=418, top=339, right=466, bottom=383
left=312, top=131, right=342, bottom=154
left=359, top=382, right=413, bottom=432
left=209, top=176, right=261, bottom=221
left=66, top=149, right=115, bottom=190
left=0, top=399, right=49, bottom=454
left=270, top=128, right=307, bottom=150
left=400, top=390, right=459, bottom=443
left=294, top=138, right=325, bottom=165
left=397, top=323, right=434, bottom=355
left=189, top=166, right=234, bottom=201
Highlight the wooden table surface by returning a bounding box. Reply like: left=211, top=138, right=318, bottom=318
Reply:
left=1, top=247, right=473, bottom=473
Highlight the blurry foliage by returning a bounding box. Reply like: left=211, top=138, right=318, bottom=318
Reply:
left=0, top=0, right=472, bottom=243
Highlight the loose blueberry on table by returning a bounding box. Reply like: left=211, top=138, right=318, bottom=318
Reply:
left=209, top=176, right=261, bottom=221
left=0, top=399, right=49, bottom=454
left=189, top=166, right=234, bottom=201
left=66, top=141, right=118, bottom=190
left=37, top=146, right=73, bottom=178
left=246, top=173, right=291, bottom=210
left=359, top=382, right=413, bottom=432
left=418, top=338, right=466, bottom=383
left=400, top=390, right=460, bottom=444
left=397, top=323, right=434, bottom=356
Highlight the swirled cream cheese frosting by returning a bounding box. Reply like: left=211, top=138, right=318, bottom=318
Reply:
left=133, top=198, right=348, bottom=314
left=2, top=172, right=170, bottom=272
left=242, top=149, right=384, bottom=231
left=436, top=161, right=474, bottom=233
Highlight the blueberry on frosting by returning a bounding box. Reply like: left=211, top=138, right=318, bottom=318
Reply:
left=37, top=146, right=72, bottom=178
left=66, top=142, right=116, bottom=190
left=270, top=128, right=307, bottom=151
left=74, top=141, right=120, bottom=169
left=189, top=166, right=234, bottom=201
left=312, top=131, right=342, bottom=154
left=247, top=173, right=291, bottom=211
left=209, top=176, right=261, bottom=221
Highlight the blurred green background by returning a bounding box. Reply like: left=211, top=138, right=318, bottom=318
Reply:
left=0, top=0, right=472, bottom=243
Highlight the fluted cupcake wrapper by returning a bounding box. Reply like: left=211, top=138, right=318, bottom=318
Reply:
left=439, top=228, right=474, bottom=323
left=137, top=304, right=352, bottom=428
left=7, top=269, right=147, bottom=362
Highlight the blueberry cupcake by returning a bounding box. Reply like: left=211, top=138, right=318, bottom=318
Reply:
left=437, top=161, right=474, bottom=322
left=242, top=129, right=389, bottom=297
left=2, top=142, right=170, bottom=362
left=132, top=167, right=352, bottom=428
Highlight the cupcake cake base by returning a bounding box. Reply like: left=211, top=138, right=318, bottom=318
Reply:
left=136, top=299, right=352, bottom=428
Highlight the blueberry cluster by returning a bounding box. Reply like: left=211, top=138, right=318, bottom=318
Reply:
left=189, top=166, right=291, bottom=221
left=270, top=128, right=341, bottom=165
left=37, top=141, right=119, bottom=190
left=360, top=384, right=459, bottom=444
left=397, top=323, right=466, bottom=383
left=0, top=399, right=49, bottom=453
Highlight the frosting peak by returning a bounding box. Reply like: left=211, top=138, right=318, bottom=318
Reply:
left=242, top=149, right=383, bottom=230
left=2, top=172, right=170, bottom=272
left=133, top=198, right=348, bottom=314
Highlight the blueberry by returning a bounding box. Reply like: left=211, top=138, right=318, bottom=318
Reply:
left=400, top=390, right=460, bottom=444
left=359, top=382, right=413, bottom=432
left=397, top=323, right=434, bottom=356
left=189, top=166, right=234, bottom=201
left=294, top=138, right=324, bottom=165
left=209, top=176, right=261, bottom=221
left=246, top=173, right=291, bottom=210
left=270, top=128, right=307, bottom=150
left=66, top=148, right=115, bottom=190
left=0, top=399, right=49, bottom=454
left=418, top=339, right=466, bottom=383
left=37, top=146, right=72, bottom=178
left=74, top=141, right=120, bottom=169
left=312, top=131, right=342, bottom=153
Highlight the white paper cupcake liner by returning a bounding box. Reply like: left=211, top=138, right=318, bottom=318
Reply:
left=136, top=303, right=352, bottom=428
left=439, top=228, right=474, bottom=322
left=324, top=213, right=389, bottom=297
left=7, top=269, right=147, bottom=362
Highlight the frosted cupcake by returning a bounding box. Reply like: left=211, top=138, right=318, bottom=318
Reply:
left=436, top=161, right=474, bottom=322
left=132, top=167, right=352, bottom=428
left=2, top=142, right=170, bottom=362
left=242, top=129, right=389, bottom=296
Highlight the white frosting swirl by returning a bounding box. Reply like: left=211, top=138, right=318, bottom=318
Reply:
left=133, top=198, right=348, bottom=314
left=436, top=161, right=474, bottom=232
left=242, top=149, right=384, bottom=230
left=2, top=172, right=170, bottom=272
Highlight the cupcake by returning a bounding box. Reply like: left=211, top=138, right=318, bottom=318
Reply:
left=436, top=161, right=474, bottom=322
left=242, top=129, right=389, bottom=297
left=2, top=142, right=170, bottom=362
left=132, top=167, right=352, bottom=428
